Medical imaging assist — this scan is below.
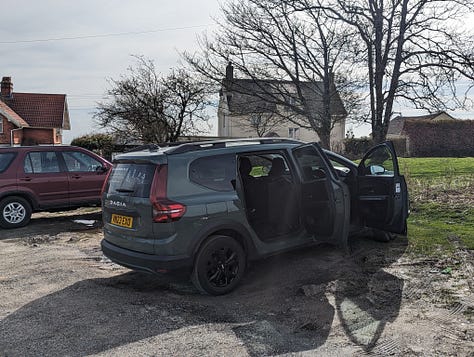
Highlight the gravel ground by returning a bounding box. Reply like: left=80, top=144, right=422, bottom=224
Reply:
left=0, top=209, right=473, bottom=356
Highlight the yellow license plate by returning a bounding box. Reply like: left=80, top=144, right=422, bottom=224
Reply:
left=111, top=214, right=133, bottom=228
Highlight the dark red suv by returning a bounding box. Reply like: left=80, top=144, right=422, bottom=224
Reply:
left=0, top=146, right=111, bottom=228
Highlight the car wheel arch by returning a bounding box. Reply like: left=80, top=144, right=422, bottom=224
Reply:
left=0, top=192, right=37, bottom=211
left=191, top=222, right=256, bottom=262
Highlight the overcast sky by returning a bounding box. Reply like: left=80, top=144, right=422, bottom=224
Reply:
left=1, top=0, right=221, bottom=143
left=1, top=1, right=473, bottom=143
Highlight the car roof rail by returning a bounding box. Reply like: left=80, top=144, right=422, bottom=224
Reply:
left=166, top=138, right=303, bottom=155
left=125, top=144, right=161, bottom=153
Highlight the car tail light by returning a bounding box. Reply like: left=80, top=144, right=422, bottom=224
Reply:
left=150, top=165, right=186, bottom=223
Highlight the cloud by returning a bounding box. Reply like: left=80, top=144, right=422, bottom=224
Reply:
left=1, top=0, right=220, bottom=143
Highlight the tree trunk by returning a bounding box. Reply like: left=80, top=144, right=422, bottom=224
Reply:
left=318, top=131, right=331, bottom=149
left=371, top=124, right=385, bottom=144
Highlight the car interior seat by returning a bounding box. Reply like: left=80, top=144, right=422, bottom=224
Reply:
left=266, top=157, right=298, bottom=236
left=268, top=157, right=286, bottom=178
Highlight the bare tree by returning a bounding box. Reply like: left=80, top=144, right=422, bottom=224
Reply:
left=185, top=0, right=362, bottom=149
left=236, top=111, right=285, bottom=137
left=292, top=0, right=474, bottom=143
left=95, top=56, right=211, bottom=143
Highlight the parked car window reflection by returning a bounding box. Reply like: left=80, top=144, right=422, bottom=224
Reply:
left=107, top=163, right=155, bottom=198
left=62, top=151, right=103, bottom=172
left=24, top=152, right=60, bottom=173
left=189, top=154, right=236, bottom=191
left=0, top=153, right=16, bottom=173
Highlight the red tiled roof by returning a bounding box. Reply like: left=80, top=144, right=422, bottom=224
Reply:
left=4, top=92, right=69, bottom=129
left=0, top=100, right=30, bottom=127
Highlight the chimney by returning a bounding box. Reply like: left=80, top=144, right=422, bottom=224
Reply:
left=1, top=77, right=13, bottom=98
left=225, top=62, right=234, bottom=81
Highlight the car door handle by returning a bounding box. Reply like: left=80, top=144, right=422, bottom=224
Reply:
left=19, top=177, right=32, bottom=181
left=71, top=175, right=82, bottom=179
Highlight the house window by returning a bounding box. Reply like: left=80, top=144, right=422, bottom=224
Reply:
left=250, top=115, right=261, bottom=127
left=288, top=127, right=300, bottom=139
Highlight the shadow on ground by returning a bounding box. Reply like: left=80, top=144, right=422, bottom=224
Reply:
left=0, top=235, right=408, bottom=356
left=0, top=210, right=103, bottom=240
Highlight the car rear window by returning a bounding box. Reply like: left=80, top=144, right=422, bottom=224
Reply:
left=0, top=152, right=16, bottom=173
left=107, top=163, right=156, bottom=198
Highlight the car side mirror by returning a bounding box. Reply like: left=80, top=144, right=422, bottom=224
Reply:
left=369, top=165, right=385, bottom=175
left=336, top=169, right=349, bottom=178
left=96, top=165, right=109, bottom=173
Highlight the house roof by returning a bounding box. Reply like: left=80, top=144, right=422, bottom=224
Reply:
left=387, top=111, right=455, bottom=136
left=222, top=78, right=347, bottom=117
left=0, top=100, right=30, bottom=127
left=224, top=79, right=278, bottom=114
left=387, top=116, right=406, bottom=136
left=3, top=92, right=70, bottom=130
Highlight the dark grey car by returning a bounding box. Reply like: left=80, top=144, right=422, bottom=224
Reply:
left=101, top=138, right=408, bottom=295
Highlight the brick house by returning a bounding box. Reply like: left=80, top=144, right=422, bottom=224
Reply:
left=217, top=64, right=347, bottom=150
left=386, top=111, right=456, bottom=139
left=0, top=77, right=70, bottom=146
left=387, top=111, right=460, bottom=156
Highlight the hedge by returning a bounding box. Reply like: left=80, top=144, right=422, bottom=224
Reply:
left=403, top=119, right=474, bottom=157
left=343, top=137, right=374, bottom=159
left=71, top=133, right=114, bottom=161
left=343, top=137, right=407, bottom=159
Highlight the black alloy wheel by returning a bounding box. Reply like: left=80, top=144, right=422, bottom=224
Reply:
left=192, top=235, right=246, bottom=295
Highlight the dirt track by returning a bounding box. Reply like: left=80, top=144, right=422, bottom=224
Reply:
left=0, top=209, right=473, bottom=356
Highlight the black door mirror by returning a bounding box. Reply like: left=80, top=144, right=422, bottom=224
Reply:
left=96, top=165, right=109, bottom=173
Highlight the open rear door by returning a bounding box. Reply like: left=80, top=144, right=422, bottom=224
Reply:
left=357, top=141, right=408, bottom=234
left=293, top=143, right=350, bottom=248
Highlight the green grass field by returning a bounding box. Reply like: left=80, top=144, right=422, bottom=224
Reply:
left=398, top=157, right=474, bottom=253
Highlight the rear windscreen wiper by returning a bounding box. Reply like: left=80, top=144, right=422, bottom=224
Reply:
left=115, top=188, right=134, bottom=193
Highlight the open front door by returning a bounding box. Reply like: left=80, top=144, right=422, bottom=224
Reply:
left=357, top=141, right=408, bottom=234
left=293, top=143, right=350, bottom=248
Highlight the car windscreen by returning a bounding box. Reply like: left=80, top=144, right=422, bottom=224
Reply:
left=106, top=163, right=156, bottom=198
left=0, top=152, right=16, bottom=173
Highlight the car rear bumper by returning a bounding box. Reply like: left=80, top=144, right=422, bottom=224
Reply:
left=101, top=239, right=193, bottom=274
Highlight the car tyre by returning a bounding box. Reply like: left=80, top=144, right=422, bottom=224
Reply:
left=0, top=196, right=32, bottom=229
left=191, top=235, right=246, bottom=295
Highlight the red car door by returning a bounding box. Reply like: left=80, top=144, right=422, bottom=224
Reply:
left=60, top=150, right=110, bottom=206
left=18, top=151, right=69, bottom=208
